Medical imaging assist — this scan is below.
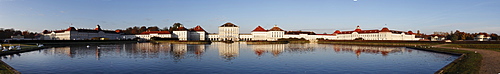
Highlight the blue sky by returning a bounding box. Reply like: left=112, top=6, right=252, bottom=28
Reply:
left=1, top=0, right=499, bottom=34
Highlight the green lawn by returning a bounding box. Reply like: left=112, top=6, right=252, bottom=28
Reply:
left=1, top=44, right=39, bottom=53
left=318, top=41, right=481, bottom=74
left=444, top=44, right=500, bottom=52
left=0, top=64, right=15, bottom=74
left=424, top=47, right=481, bottom=74
left=317, top=41, right=439, bottom=46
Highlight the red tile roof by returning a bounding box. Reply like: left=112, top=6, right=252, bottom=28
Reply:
left=334, top=30, right=341, bottom=34
left=174, top=27, right=188, bottom=31
left=220, top=22, right=238, bottom=27
left=407, top=31, right=414, bottom=34
left=252, top=26, right=267, bottom=32
left=115, top=30, right=122, bottom=33
left=269, top=26, right=284, bottom=31
left=338, top=30, right=380, bottom=34
left=336, top=26, right=408, bottom=34
left=380, top=27, right=390, bottom=32
left=285, top=31, right=315, bottom=35
left=66, top=27, right=77, bottom=31
left=354, top=26, right=362, bottom=32
left=191, top=25, right=206, bottom=31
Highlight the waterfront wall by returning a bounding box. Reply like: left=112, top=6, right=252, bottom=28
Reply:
left=2, top=40, right=136, bottom=44
left=319, top=40, right=500, bottom=44
left=0, top=60, right=20, bottom=74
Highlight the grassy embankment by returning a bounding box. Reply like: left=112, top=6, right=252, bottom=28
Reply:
left=0, top=44, right=39, bottom=53
left=444, top=44, right=500, bottom=52
left=0, top=44, right=39, bottom=74
left=317, top=41, right=481, bottom=74
left=0, top=63, right=16, bottom=74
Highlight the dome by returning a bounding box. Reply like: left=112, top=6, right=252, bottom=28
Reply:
left=380, top=27, right=390, bottom=32
left=354, top=26, right=362, bottom=32
left=334, top=30, right=341, bottom=34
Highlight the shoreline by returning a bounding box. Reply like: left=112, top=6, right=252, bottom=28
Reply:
left=0, top=41, right=486, bottom=73
left=0, top=60, right=20, bottom=74
left=317, top=41, right=482, bottom=74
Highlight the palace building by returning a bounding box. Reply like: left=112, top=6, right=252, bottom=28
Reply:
left=334, top=26, right=419, bottom=40
left=41, top=25, right=122, bottom=40
left=41, top=23, right=420, bottom=41
left=122, top=25, right=208, bottom=41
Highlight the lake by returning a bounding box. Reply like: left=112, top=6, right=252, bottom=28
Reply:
left=2, top=42, right=458, bottom=74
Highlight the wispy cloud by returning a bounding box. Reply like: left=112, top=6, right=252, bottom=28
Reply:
left=144, top=18, right=152, bottom=21
left=211, top=16, right=228, bottom=22
left=429, top=23, right=479, bottom=28
left=0, top=0, right=20, bottom=2
left=60, top=11, right=66, bottom=13
left=38, top=14, right=45, bottom=16
left=99, top=21, right=107, bottom=23
left=162, top=19, right=170, bottom=22
left=465, top=27, right=500, bottom=33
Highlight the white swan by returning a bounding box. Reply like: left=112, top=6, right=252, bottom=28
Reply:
left=38, top=44, right=44, bottom=47
left=16, top=46, right=21, bottom=50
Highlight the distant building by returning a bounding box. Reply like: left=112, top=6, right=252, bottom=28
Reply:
left=429, top=35, right=446, bottom=41
left=41, top=25, right=122, bottom=40
left=334, top=26, right=419, bottom=40
left=11, top=35, right=25, bottom=40
left=475, top=33, right=491, bottom=41
left=122, top=31, right=172, bottom=40
left=218, top=22, right=239, bottom=41
left=123, top=25, right=208, bottom=41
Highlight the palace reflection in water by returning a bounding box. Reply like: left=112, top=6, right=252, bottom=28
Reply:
left=2, top=42, right=458, bottom=74
left=41, top=43, right=207, bottom=61
left=39, top=42, right=414, bottom=61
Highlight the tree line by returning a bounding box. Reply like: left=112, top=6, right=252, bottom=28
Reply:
left=120, top=23, right=183, bottom=34
left=0, top=28, right=38, bottom=39
left=430, top=30, right=499, bottom=41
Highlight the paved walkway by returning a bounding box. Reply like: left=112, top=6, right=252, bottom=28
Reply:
left=433, top=44, right=500, bottom=74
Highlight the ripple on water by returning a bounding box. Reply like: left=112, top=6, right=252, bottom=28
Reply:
left=2, top=43, right=458, bottom=74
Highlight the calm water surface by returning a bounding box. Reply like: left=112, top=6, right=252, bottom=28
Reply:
left=2, top=42, right=458, bottom=74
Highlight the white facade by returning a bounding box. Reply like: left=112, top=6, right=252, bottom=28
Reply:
left=251, top=31, right=267, bottom=41
left=208, top=34, right=219, bottom=41
left=124, top=25, right=208, bottom=41
left=267, top=31, right=284, bottom=41
left=42, top=24, right=419, bottom=41
left=42, top=26, right=121, bottom=40
left=475, top=33, right=491, bottom=41
left=173, top=31, right=188, bottom=41
left=335, top=32, right=418, bottom=40
left=208, top=25, right=419, bottom=41
left=239, top=34, right=252, bottom=41
left=122, top=32, right=172, bottom=40
left=218, top=23, right=239, bottom=41
left=334, top=26, right=419, bottom=40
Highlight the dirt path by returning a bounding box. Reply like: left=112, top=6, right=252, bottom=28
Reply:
left=434, top=44, right=500, bottom=74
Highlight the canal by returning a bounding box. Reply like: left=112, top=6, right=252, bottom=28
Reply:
left=2, top=42, right=458, bottom=74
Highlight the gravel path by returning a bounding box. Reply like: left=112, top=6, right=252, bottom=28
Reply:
left=434, top=44, right=500, bottom=74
